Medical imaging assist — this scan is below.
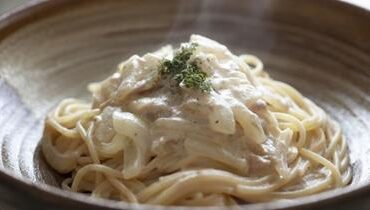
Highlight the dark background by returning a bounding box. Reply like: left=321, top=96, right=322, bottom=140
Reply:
left=0, top=0, right=369, bottom=17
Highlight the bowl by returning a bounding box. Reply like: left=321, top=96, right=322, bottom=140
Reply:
left=0, top=0, right=370, bottom=209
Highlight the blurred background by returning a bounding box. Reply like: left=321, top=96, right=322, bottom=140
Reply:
left=0, top=0, right=28, bottom=15
left=0, top=0, right=369, bottom=16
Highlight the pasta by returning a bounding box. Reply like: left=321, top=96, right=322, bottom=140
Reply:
left=42, top=35, right=351, bottom=206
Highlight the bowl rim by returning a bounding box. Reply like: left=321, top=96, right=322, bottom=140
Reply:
left=1, top=0, right=370, bottom=209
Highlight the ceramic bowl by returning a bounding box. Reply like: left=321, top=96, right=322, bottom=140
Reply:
left=0, top=0, right=370, bottom=209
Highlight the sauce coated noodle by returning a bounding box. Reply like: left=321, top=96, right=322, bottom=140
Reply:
left=42, top=35, right=351, bottom=206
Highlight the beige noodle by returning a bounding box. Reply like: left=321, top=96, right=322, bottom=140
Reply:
left=42, top=35, right=351, bottom=206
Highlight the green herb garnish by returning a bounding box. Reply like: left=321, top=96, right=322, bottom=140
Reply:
left=159, top=43, right=212, bottom=93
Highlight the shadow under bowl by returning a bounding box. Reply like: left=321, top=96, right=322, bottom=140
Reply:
left=0, top=0, right=370, bottom=209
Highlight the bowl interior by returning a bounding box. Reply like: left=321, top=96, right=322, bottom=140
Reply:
left=0, top=0, right=370, bottom=209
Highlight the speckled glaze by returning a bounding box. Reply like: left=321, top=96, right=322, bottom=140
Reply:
left=0, top=0, right=369, bottom=209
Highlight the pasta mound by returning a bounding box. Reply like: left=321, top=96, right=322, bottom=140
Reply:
left=42, top=35, right=351, bottom=206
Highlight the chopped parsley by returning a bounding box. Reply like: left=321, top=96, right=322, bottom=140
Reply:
left=159, top=43, right=212, bottom=93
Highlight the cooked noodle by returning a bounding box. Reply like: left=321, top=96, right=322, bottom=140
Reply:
left=42, top=35, right=351, bottom=206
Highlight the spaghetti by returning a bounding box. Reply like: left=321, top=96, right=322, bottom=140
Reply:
left=42, top=35, right=351, bottom=206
